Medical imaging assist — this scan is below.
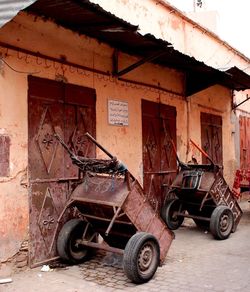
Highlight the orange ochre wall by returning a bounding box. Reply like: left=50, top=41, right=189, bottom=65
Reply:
left=0, top=12, right=234, bottom=261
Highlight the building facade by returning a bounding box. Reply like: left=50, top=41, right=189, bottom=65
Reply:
left=0, top=0, right=250, bottom=268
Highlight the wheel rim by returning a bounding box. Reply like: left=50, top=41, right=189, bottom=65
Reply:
left=219, top=213, right=232, bottom=234
left=169, top=200, right=183, bottom=226
left=170, top=210, right=179, bottom=223
left=137, top=241, right=156, bottom=276
left=68, top=222, right=95, bottom=260
left=69, top=235, right=88, bottom=260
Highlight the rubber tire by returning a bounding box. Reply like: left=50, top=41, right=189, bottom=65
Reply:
left=210, top=206, right=234, bottom=240
left=57, top=219, right=90, bottom=264
left=161, top=199, right=184, bottom=230
left=123, top=232, right=160, bottom=284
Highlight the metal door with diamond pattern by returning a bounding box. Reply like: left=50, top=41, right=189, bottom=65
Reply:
left=142, top=100, right=177, bottom=211
left=201, top=112, right=222, bottom=165
left=28, top=76, right=96, bottom=266
left=239, top=115, right=250, bottom=170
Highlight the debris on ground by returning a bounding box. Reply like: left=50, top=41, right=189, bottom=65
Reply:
left=41, top=265, right=53, bottom=272
left=0, top=278, right=12, bottom=284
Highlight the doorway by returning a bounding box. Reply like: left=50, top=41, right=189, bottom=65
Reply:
left=200, top=112, right=222, bottom=165
left=142, top=100, right=177, bottom=211
left=28, top=76, right=96, bottom=266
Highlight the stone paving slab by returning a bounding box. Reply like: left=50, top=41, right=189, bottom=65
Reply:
left=2, top=200, right=250, bottom=292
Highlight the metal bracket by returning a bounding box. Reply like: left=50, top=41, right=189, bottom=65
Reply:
left=112, top=49, right=168, bottom=77
left=232, top=94, right=250, bottom=110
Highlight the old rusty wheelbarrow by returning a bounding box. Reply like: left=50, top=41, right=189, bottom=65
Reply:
left=52, top=133, right=173, bottom=284
left=161, top=140, right=242, bottom=240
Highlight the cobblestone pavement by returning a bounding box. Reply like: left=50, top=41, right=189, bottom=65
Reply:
left=2, top=200, right=250, bottom=292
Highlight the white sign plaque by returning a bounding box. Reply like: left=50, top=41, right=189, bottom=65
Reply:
left=108, top=100, right=129, bottom=126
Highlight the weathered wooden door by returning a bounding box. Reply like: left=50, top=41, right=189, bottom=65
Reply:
left=28, top=76, right=96, bottom=267
left=142, top=100, right=177, bottom=211
left=239, top=115, right=250, bottom=170
left=201, top=112, right=222, bottom=165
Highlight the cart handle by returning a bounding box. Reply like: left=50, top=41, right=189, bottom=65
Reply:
left=170, top=139, right=189, bottom=169
left=85, top=132, right=115, bottom=159
left=190, top=139, right=214, bottom=165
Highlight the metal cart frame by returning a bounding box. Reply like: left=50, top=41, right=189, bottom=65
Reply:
left=161, top=140, right=242, bottom=240
left=50, top=133, right=173, bottom=283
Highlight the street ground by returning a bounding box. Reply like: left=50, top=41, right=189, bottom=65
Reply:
left=1, top=198, right=250, bottom=292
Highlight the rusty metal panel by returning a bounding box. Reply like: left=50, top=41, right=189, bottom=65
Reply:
left=0, top=135, right=10, bottom=177
left=122, top=183, right=173, bottom=263
left=209, top=174, right=242, bottom=228
left=232, top=116, right=250, bottom=190
left=28, top=76, right=96, bottom=266
left=134, top=203, right=155, bottom=230
left=201, top=112, right=222, bottom=165
left=160, top=105, right=177, bottom=198
left=64, top=83, right=96, bottom=178
left=122, top=185, right=145, bottom=223
left=142, top=100, right=177, bottom=211
left=29, top=181, right=70, bottom=265
left=28, top=97, right=64, bottom=180
left=71, top=175, right=129, bottom=207
left=239, top=116, right=250, bottom=170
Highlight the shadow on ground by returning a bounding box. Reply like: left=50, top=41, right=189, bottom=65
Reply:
left=50, top=197, right=250, bottom=290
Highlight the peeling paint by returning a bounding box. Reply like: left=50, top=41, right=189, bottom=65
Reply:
left=0, top=168, right=27, bottom=183
left=171, top=19, right=181, bottom=30
left=0, top=128, right=6, bottom=135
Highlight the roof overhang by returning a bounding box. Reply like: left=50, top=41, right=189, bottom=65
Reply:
left=224, top=67, right=250, bottom=91
left=1, top=0, right=250, bottom=96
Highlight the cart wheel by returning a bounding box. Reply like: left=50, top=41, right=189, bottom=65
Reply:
left=210, top=206, right=234, bottom=240
left=161, top=199, right=184, bottom=230
left=123, top=232, right=160, bottom=284
left=57, top=219, right=95, bottom=264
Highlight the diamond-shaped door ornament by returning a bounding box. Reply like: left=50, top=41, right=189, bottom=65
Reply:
left=145, top=123, right=158, bottom=169
left=71, top=108, right=90, bottom=157
left=36, top=107, right=58, bottom=174
left=162, top=120, right=173, bottom=168
left=203, top=128, right=211, bottom=153
left=147, top=175, right=158, bottom=211
left=37, top=187, right=59, bottom=251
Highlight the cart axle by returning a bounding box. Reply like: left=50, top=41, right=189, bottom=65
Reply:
left=175, top=212, right=211, bottom=221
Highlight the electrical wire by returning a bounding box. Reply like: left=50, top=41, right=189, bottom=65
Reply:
left=0, top=57, right=40, bottom=74
left=0, top=48, right=182, bottom=99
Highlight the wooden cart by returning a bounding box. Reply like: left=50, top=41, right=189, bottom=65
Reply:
left=161, top=140, right=242, bottom=240
left=52, top=133, right=173, bottom=283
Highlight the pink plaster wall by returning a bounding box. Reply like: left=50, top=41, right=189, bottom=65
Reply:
left=0, top=52, right=29, bottom=260
left=0, top=11, right=234, bottom=261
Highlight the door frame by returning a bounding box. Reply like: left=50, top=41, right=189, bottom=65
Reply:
left=27, top=76, right=96, bottom=267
